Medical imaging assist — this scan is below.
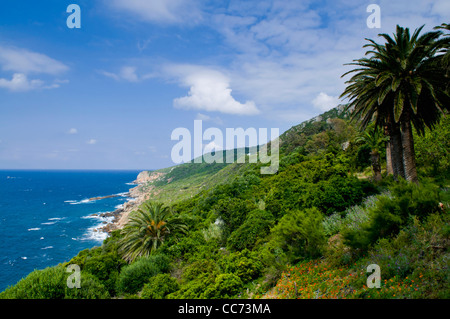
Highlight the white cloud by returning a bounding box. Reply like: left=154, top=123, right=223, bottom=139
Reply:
left=0, top=46, right=68, bottom=92
left=0, top=73, right=57, bottom=92
left=99, top=66, right=154, bottom=82
left=0, top=45, right=68, bottom=75
left=67, top=128, right=78, bottom=134
left=203, top=0, right=449, bottom=123
left=108, top=0, right=202, bottom=25
left=120, top=66, right=139, bottom=82
left=169, top=65, right=259, bottom=115
left=312, top=92, right=340, bottom=112
left=87, top=139, right=97, bottom=145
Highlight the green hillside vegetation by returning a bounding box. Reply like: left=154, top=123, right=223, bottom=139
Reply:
left=2, top=107, right=448, bottom=299
left=1, top=23, right=449, bottom=299
left=131, top=148, right=257, bottom=205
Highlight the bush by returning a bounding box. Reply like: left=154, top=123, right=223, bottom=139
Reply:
left=344, top=181, right=441, bottom=250
left=0, top=266, right=66, bottom=299
left=116, top=254, right=170, bottom=295
left=167, top=273, right=215, bottom=299
left=227, top=209, right=274, bottom=251
left=64, top=272, right=110, bottom=299
left=83, top=252, right=124, bottom=296
left=308, top=176, right=377, bottom=216
left=219, top=249, right=263, bottom=283
left=0, top=265, right=109, bottom=299
left=141, top=274, right=179, bottom=299
left=182, top=259, right=218, bottom=282
left=204, top=273, right=243, bottom=298
left=270, top=207, right=326, bottom=260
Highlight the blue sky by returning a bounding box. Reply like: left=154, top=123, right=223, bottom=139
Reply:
left=0, top=0, right=448, bottom=169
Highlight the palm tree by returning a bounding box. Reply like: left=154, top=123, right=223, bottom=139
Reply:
left=341, top=25, right=450, bottom=183
left=341, top=57, right=405, bottom=180
left=355, top=124, right=388, bottom=182
left=119, top=201, right=188, bottom=263
left=434, top=23, right=450, bottom=76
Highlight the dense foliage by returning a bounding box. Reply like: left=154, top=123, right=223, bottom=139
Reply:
left=1, top=23, right=449, bottom=298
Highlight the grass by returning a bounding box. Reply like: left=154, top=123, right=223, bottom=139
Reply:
left=135, top=161, right=252, bottom=205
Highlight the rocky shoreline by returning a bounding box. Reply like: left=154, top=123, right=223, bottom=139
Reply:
left=94, top=170, right=166, bottom=235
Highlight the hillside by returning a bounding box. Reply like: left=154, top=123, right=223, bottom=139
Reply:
left=1, top=106, right=449, bottom=300
left=134, top=104, right=353, bottom=206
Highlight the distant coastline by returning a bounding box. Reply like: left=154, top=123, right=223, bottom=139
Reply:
left=95, top=170, right=161, bottom=236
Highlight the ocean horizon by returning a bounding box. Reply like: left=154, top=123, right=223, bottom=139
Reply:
left=0, top=169, right=143, bottom=292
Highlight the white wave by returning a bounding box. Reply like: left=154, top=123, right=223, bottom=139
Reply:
left=125, top=182, right=136, bottom=185
left=68, top=198, right=92, bottom=205
left=48, top=217, right=64, bottom=221
left=81, top=212, right=110, bottom=220
left=80, top=215, right=114, bottom=242
left=41, top=246, right=53, bottom=250
left=40, top=237, right=44, bottom=240
left=21, top=257, right=27, bottom=260
left=81, top=226, right=109, bottom=242
left=116, top=192, right=130, bottom=197
left=28, top=228, right=40, bottom=231
left=115, top=204, right=124, bottom=209
left=41, top=221, right=56, bottom=225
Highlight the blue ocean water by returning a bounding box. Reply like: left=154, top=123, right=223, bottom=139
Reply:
left=0, top=170, right=141, bottom=292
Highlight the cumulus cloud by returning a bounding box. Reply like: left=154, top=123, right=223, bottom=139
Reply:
left=312, top=92, right=341, bottom=112
left=67, top=128, right=78, bottom=134
left=108, top=0, right=202, bottom=25
left=169, top=65, right=259, bottom=115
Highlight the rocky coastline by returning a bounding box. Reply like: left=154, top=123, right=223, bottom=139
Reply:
left=94, top=170, right=165, bottom=235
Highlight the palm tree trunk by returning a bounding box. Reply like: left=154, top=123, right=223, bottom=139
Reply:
left=387, top=115, right=405, bottom=180
left=386, top=143, right=393, bottom=175
left=400, top=111, right=419, bottom=183
left=370, top=150, right=382, bottom=182
left=385, top=126, right=393, bottom=175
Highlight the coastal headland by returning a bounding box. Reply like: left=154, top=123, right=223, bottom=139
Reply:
left=96, top=170, right=166, bottom=234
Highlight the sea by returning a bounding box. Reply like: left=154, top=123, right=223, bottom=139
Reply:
left=0, top=169, right=141, bottom=292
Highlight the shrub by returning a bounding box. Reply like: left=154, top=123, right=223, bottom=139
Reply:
left=0, top=265, right=109, bottom=299
left=308, top=176, right=377, bottom=216
left=116, top=254, right=169, bottom=295
left=227, top=209, right=274, bottom=251
left=344, top=181, right=441, bottom=251
left=219, top=249, right=263, bottom=283
left=204, top=274, right=243, bottom=298
left=64, top=272, right=110, bottom=299
left=141, top=274, right=179, bottom=299
left=83, top=252, right=125, bottom=296
left=182, top=259, right=218, bottom=282
left=270, top=207, right=326, bottom=260
left=0, top=265, right=66, bottom=299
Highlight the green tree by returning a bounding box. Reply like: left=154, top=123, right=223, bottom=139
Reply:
left=341, top=25, right=450, bottom=183
left=119, top=202, right=188, bottom=263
